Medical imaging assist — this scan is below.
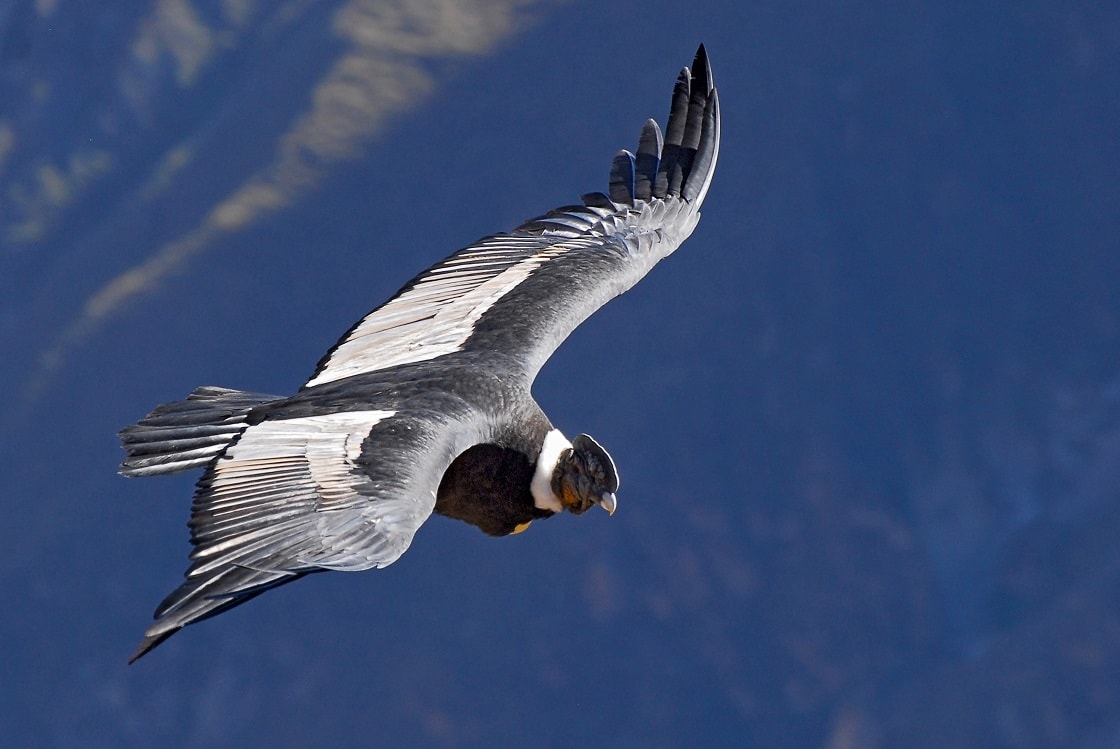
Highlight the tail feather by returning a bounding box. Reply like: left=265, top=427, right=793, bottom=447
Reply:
left=119, top=386, right=281, bottom=476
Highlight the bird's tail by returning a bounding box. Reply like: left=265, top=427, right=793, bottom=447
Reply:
left=118, top=386, right=281, bottom=476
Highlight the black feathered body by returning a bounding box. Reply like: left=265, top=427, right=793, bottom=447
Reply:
left=436, top=443, right=555, bottom=536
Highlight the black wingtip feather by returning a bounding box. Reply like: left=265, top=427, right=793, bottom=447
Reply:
left=681, top=87, right=720, bottom=203
left=654, top=67, right=692, bottom=198
left=609, top=149, right=636, bottom=205
left=665, top=68, right=692, bottom=146
left=129, top=631, right=174, bottom=664
left=129, top=568, right=314, bottom=663
left=692, top=44, right=713, bottom=95
left=646, top=44, right=718, bottom=202
left=633, top=119, right=663, bottom=201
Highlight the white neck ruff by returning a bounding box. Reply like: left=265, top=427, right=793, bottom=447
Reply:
left=530, top=429, right=571, bottom=512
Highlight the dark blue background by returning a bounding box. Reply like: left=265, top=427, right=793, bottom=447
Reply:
left=2, top=1, right=1118, bottom=746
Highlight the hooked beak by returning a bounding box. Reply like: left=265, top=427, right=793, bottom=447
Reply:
left=598, top=492, right=617, bottom=516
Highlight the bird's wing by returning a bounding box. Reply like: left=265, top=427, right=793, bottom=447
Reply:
left=305, top=45, right=719, bottom=388
left=186, top=410, right=454, bottom=574
left=132, top=406, right=471, bottom=661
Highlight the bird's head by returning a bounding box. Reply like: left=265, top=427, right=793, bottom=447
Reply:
left=550, top=433, right=619, bottom=515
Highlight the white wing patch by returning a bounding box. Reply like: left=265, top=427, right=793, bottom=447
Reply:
left=188, top=410, right=423, bottom=576
left=306, top=239, right=573, bottom=387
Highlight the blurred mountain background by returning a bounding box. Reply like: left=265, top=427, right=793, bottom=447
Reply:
left=2, top=1, right=1118, bottom=746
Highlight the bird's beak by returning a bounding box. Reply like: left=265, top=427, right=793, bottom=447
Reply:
left=599, top=492, right=617, bottom=515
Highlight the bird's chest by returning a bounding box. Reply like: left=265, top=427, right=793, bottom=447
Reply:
left=434, top=443, right=554, bottom=536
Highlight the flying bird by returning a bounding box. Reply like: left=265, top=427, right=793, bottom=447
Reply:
left=120, top=45, right=720, bottom=662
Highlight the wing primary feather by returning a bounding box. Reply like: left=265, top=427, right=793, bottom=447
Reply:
left=692, top=43, right=714, bottom=97
left=664, top=68, right=692, bottom=145
left=657, top=67, right=692, bottom=197
left=633, top=119, right=663, bottom=201
left=129, top=568, right=312, bottom=663
left=609, top=149, right=636, bottom=205
left=682, top=88, right=720, bottom=204
left=671, top=46, right=715, bottom=199
left=681, top=84, right=706, bottom=150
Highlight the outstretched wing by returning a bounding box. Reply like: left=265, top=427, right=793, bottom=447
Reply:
left=306, top=45, right=720, bottom=388
left=131, top=407, right=470, bottom=662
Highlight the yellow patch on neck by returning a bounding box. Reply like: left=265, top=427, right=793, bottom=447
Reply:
left=511, top=521, right=533, bottom=534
